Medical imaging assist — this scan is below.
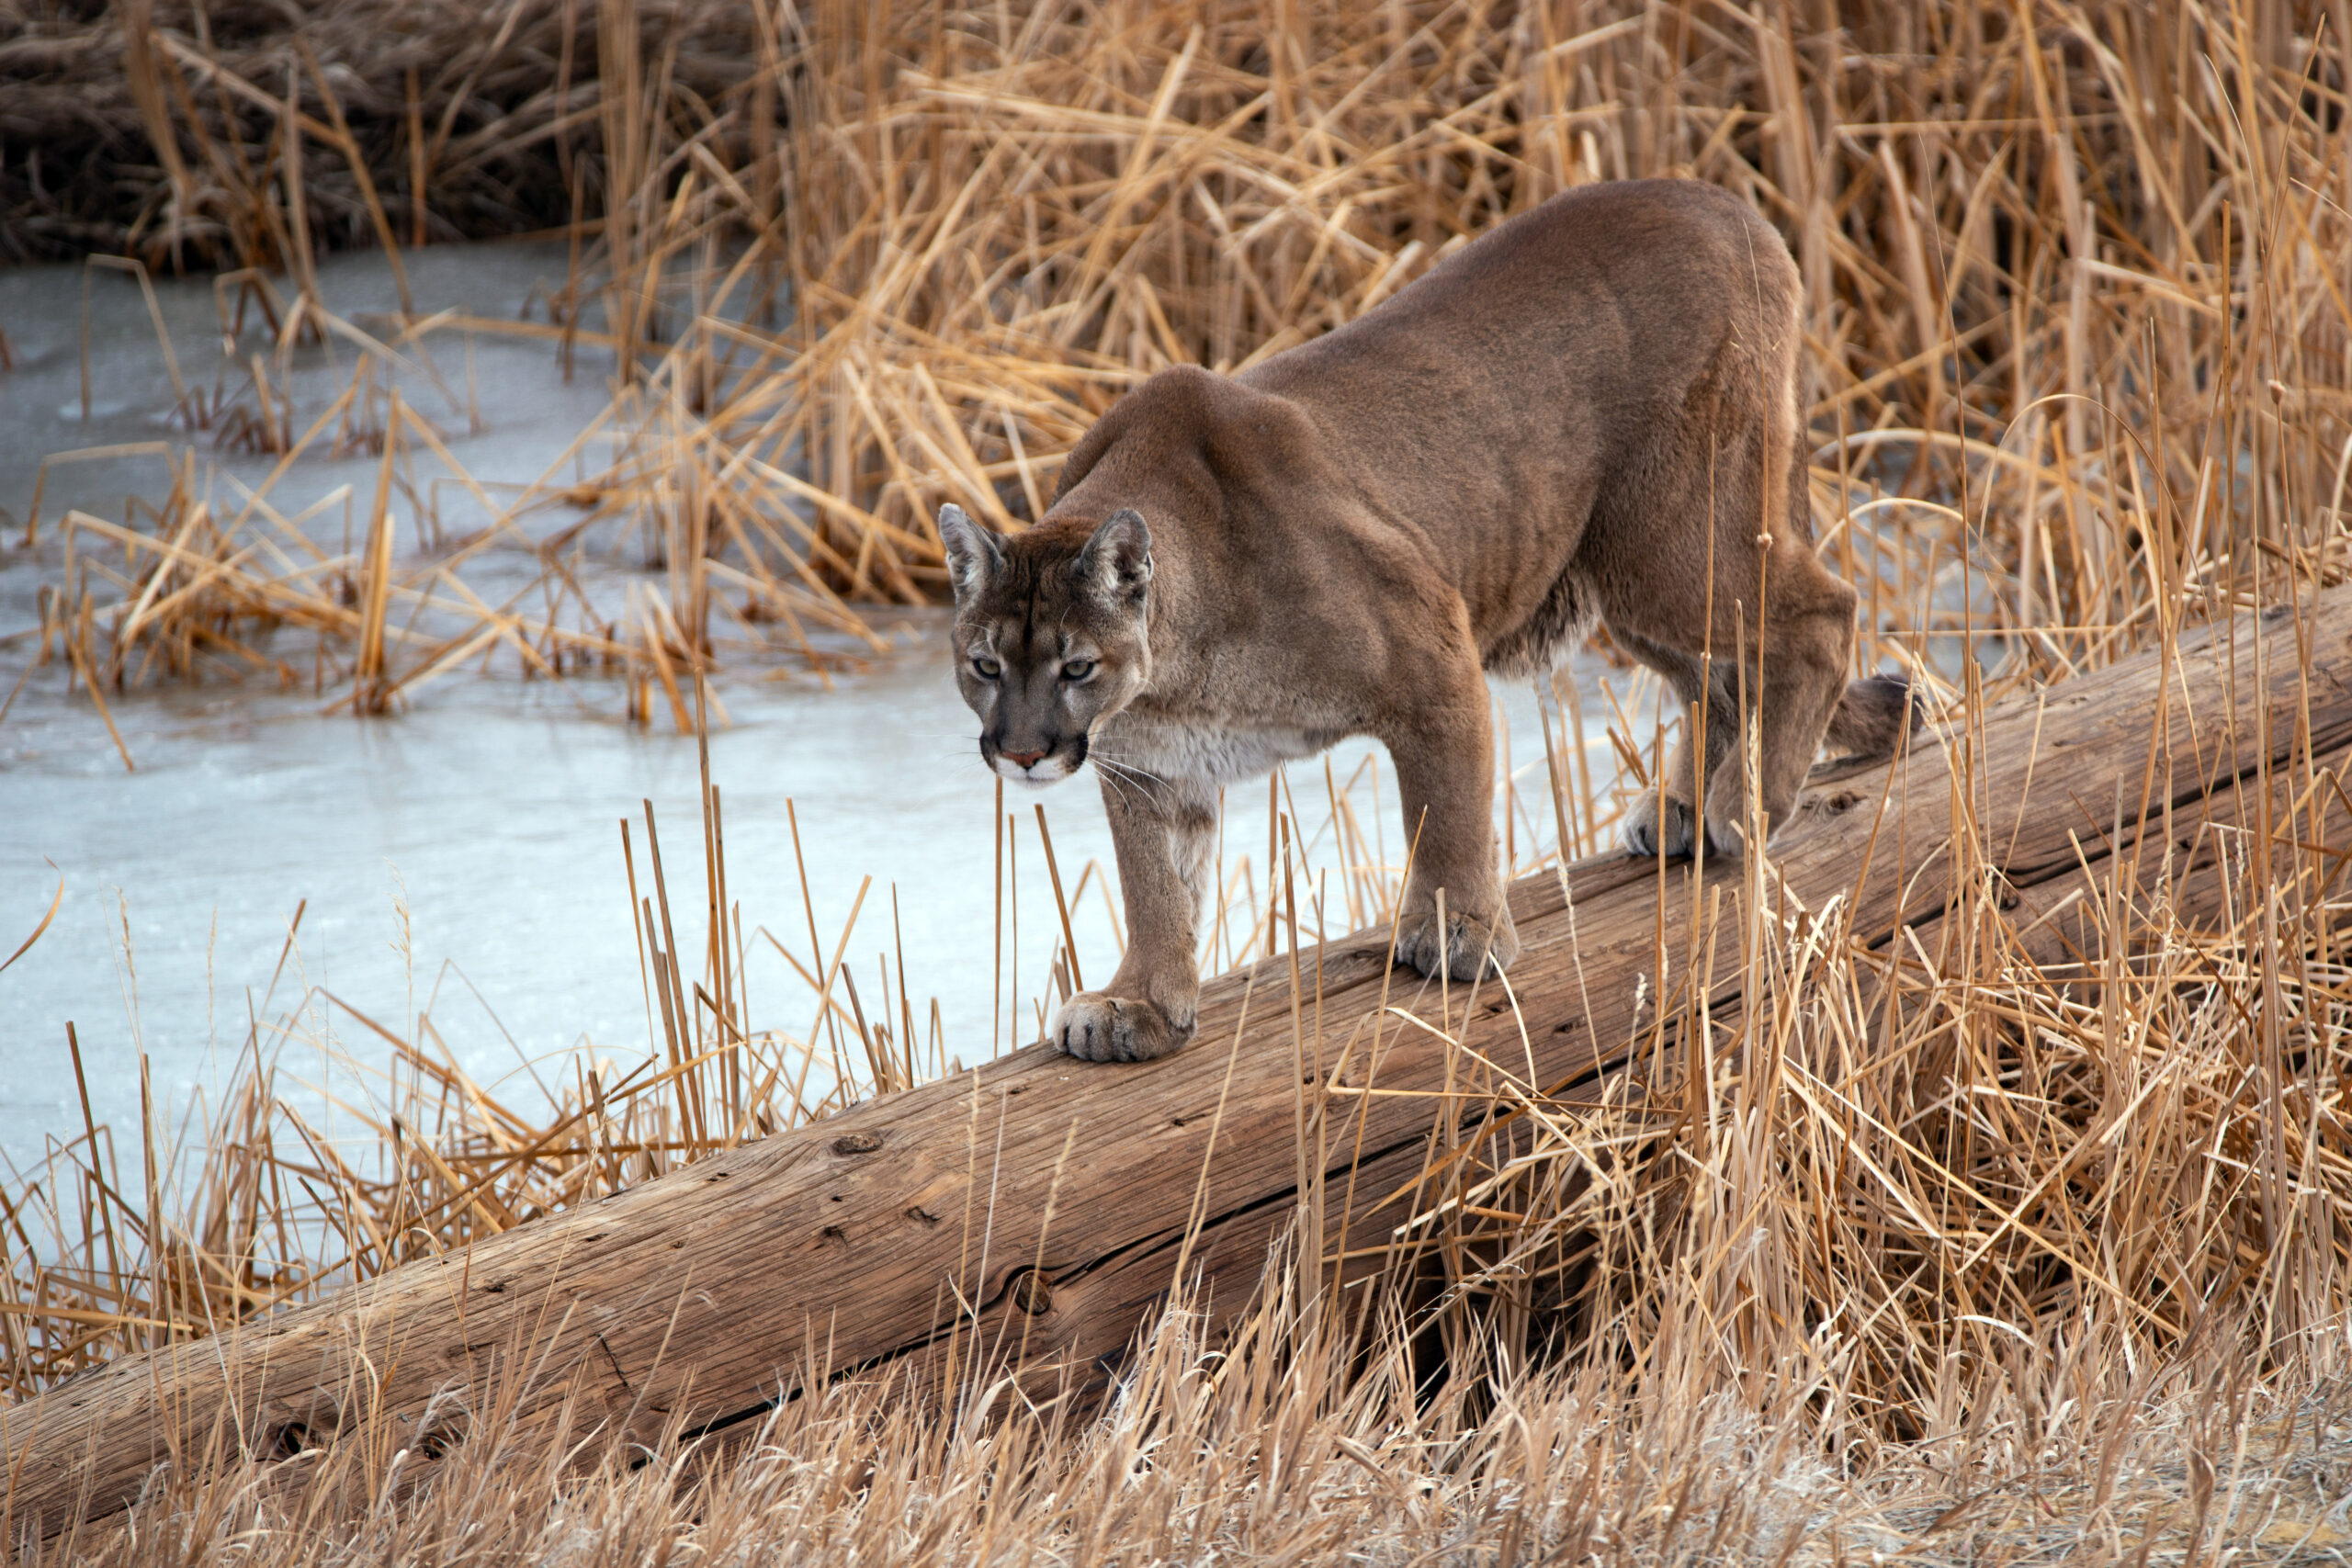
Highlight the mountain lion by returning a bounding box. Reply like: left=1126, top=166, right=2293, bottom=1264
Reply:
left=937, top=178, right=1915, bottom=1063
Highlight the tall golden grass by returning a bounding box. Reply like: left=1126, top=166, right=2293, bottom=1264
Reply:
left=755, top=0, right=2352, bottom=667
left=23, top=0, right=2352, bottom=725
left=9, top=0, right=2352, bottom=1560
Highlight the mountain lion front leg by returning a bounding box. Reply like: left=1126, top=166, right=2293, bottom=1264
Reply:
left=1052, top=770, right=1216, bottom=1063
left=1385, top=646, right=1519, bottom=982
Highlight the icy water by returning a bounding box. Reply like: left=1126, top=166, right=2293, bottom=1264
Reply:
left=0, top=244, right=1627, bottom=1174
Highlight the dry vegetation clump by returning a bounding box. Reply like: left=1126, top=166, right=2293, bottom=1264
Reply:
left=17, top=0, right=2352, bottom=720
left=11, top=630, right=2352, bottom=1562
left=30, top=1274, right=2352, bottom=1565
left=17, top=310, right=894, bottom=743
left=10, top=0, right=2352, bottom=1561
left=658, top=0, right=2352, bottom=677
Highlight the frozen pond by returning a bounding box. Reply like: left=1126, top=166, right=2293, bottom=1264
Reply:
left=0, top=626, right=1611, bottom=1178
left=0, top=243, right=1636, bottom=1175
left=0, top=632, right=1089, bottom=1169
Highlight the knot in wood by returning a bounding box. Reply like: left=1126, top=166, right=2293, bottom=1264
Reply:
left=1012, top=1270, right=1054, bottom=1315
left=831, top=1131, right=884, bottom=1156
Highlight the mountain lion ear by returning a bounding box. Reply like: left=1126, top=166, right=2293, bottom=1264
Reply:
left=1075, top=508, right=1152, bottom=603
left=937, top=504, right=1001, bottom=602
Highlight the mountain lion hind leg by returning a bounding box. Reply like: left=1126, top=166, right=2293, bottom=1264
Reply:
left=1619, top=635, right=1922, bottom=859
left=1597, top=446, right=1870, bottom=860
left=1613, top=630, right=1736, bottom=860
left=1716, top=544, right=1862, bottom=853
left=1385, top=629, right=1520, bottom=982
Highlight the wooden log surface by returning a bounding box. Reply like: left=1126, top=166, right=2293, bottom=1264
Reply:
left=9, top=590, right=2352, bottom=1534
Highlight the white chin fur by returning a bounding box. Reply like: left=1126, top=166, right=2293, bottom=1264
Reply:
left=992, top=755, right=1073, bottom=786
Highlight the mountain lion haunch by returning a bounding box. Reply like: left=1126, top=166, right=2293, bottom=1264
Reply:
left=938, top=178, right=1916, bottom=1064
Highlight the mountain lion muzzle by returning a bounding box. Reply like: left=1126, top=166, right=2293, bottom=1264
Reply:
left=940, top=179, right=1918, bottom=1064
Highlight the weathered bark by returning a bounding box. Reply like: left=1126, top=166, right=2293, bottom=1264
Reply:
left=8, top=592, right=2352, bottom=1535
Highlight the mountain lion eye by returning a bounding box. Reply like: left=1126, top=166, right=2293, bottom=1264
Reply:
left=972, top=656, right=1001, bottom=679
left=1061, top=659, right=1097, bottom=682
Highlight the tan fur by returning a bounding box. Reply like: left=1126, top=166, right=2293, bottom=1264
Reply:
left=938, top=179, right=1913, bottom=1064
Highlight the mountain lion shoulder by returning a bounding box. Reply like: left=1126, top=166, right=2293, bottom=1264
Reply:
left=937, top=178, right=1917, bottom=1064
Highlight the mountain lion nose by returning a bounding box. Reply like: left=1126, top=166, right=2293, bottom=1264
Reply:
left=1001, top=748, right=1046, bottom=768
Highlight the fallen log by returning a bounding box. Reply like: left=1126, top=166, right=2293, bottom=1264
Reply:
left=9, top=590, right=2352, bottom=1534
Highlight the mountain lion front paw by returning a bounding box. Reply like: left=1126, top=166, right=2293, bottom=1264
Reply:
left=1394, top=906, right=1518, bottom=982
left=1051, top=992, right=1193, bottom=1062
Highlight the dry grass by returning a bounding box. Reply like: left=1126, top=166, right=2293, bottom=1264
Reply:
left=20, top=0, right=2352, bottom=721
left=25, top=1268, right=2352, bottom=1566
left=9, top=0, right=2352, bottom=1561
left=17, top=299, right=891, bottom=747
left=708, top=0, right=2352, bottom=671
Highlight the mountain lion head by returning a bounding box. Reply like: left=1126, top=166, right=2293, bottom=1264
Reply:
left=937, top=503, right=1153, bottom=787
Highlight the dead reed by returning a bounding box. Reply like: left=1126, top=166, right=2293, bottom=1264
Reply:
left=8, top=0, right=2352, bottom=1560
left=11, top=662, right=2352, bottom=1562
left=12, top=254, right=897, bottom=745
left=668, top=0, right=2352, bottom=684
left=23, top=1258, right=2352, bottom=1565
left=0, top=0, right=762, bottom=268
left=18, top=0, right=2352, bottom=725
left=22, top=0, right=2352, bottom=724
